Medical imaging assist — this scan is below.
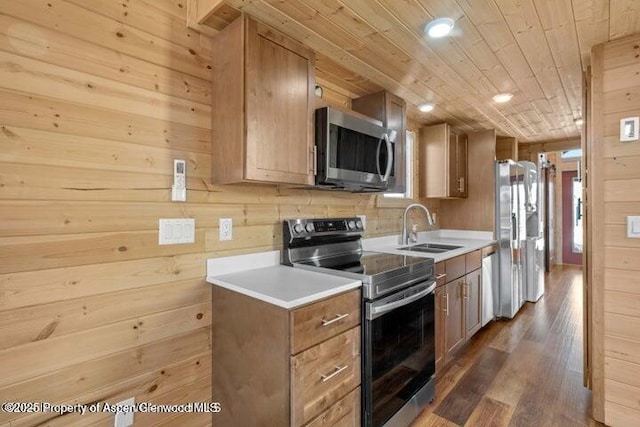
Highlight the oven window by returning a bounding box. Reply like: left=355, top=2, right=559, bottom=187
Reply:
left=366, top=293, right=435, bottom=426
left=329, top=124, right=395, bottom=176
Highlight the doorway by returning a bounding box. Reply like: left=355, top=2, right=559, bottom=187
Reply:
left=562, top=170, right=583, bottom=265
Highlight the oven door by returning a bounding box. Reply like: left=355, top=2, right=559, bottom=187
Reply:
left=363, top=281, right=436, bottom=427
left=316, top=107, right=395, bottom=190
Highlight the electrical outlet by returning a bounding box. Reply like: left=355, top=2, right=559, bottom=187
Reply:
left=219, top=218, right=232, bottom=241
left=113, top=397, right=135, bottom=427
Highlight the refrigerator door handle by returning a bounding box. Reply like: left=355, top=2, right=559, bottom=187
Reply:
left=511, top=213, right=517, bottom=241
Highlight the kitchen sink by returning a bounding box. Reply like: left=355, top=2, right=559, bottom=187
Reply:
left=398, top=243, right=463, bottom=253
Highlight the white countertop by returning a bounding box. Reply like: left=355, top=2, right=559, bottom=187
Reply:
left=362, top=229, right=496, bottom=262
left=206, top=251, right=361, bottom=309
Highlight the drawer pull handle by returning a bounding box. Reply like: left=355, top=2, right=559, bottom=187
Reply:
left=321, top=365, right=348, bottom=382
left=321, top=313, right=349, bottom=326
left=436, top=273, right=447, bottom=280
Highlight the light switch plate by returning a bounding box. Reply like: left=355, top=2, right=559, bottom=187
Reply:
left=627, top=216, right=640, bottom=238
left=620, top=117, right=639, bottom=142
left=159, top=219, right=195, bottom=245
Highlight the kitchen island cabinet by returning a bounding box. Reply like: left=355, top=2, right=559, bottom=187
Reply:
left=212, top=285, right=361, bottom=426
left=210, top=15, right=316, bottom=186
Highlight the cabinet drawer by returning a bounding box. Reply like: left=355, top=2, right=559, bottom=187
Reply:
left=291, top=290, right=360, bottom=354
left=291, top=327, right=361, bottom=426
left=445, top=255, right=466, bottom=281
left=465, top=250, right=481, bottom=273
left=304, top=386, right=360, bottom=427
left=435, top=262, right=446, bottom=287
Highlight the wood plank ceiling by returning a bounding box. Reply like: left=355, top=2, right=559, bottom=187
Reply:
left=197, top=0, right=640, bottom=143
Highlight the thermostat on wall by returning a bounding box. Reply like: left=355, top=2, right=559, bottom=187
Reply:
left=620, top=117, right=639, bottom=142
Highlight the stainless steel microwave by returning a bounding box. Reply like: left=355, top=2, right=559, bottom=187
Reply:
left=315, top=107, right=396, bottom=192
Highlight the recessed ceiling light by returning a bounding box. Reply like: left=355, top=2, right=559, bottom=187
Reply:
left=419, top=103, right=435, bottom=112
left=493, top=93, right=513, bottom=103
left=575, top=118, right=584, bottom=126
left=424, top=18, right=455, bottom=38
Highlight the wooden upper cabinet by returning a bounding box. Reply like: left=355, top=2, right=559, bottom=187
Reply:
left=454, top=132, right=468, bottom=198
left=352, top=91, right=407, bottom=194
left=210, top=15, right=315, bottom=185
left=420, top=123, right=468, bottom=198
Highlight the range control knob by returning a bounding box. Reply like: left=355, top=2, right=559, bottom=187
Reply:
left=305, top=223, right=314, bottom=233
left=348, top=220, right=356, bottom=230
left=356, top=220, right=363, bottom=229
left=293, top=223, right=304, bottom=234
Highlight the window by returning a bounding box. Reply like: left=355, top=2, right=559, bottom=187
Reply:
left=384, top=130, right=414, bottom=199
left=561, top=149, right=582, bottom=159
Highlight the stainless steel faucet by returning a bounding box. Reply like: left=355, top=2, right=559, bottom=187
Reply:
left=401, top=203, right=435, bottom=245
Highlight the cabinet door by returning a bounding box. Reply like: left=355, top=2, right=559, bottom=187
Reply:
left=420, top=123, right=448, bottom=198
left=448, top=131, right=468, bottom=198
left=445, top=279, right=465, bottom=355
left=245, top=19, right=315, bottom=185
left=464, top=269, right=482, bottom=339
left=447, top=130, right=459, bottom=197
left=435, top=286, right=447, bottom=373
left=457, top=133, right=468, bottom=198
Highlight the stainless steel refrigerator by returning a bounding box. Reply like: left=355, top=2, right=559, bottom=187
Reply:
left=495, top=160, right=526, bottom=319
left=522, top=161, right=545, bottom=302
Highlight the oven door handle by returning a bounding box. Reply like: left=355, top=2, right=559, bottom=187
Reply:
left=369, top=282, right=436, bottom=320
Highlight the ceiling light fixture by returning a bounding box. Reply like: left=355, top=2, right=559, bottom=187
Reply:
left=424, top=17, right=455, bottom=38
left=575, top=118, right=584, bottom=126
left=493, top=93, right=513, bottom=103
left=419, top=103, right=435, bottom=112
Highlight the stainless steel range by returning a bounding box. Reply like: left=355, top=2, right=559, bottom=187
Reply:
left=282, top=218, right=436, bottom=427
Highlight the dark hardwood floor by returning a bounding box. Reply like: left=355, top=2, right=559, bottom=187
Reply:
left=413, top=265, right=604, bottom=427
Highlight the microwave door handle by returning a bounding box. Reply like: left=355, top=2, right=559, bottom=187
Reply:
left=376, top=137, right=383, bottom=179
left=381, top=133, right=393, bottom=182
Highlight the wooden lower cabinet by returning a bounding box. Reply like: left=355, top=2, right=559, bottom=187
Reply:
left=291, top=327, right=361, bottom=425
left=445, top=278, right=466, bottom=355
left=305, top=387, right=361, bottom=427
left=464, top=268, right=482, bottom=339
left=434, top=249, right=486, bottom=373
left=212, top=286, right=361, bottom=426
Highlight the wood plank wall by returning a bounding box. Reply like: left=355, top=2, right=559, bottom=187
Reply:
left=590, top=33, right=640, bottom=426
left=0, top=2, right=435, bottom=426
